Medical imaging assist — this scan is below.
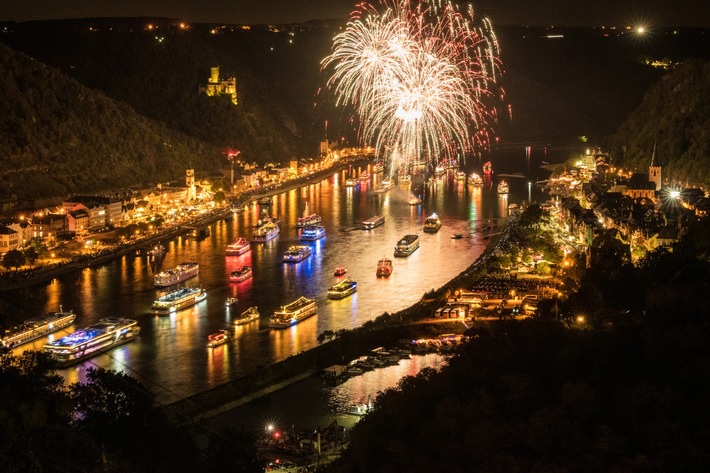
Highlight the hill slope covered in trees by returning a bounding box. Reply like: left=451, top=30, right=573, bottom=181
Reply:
left=0, top=43, right=226, bottom=205
left=610, top=60, right=710, bottom=187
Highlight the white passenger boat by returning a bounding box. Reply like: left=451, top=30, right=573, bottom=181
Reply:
left=283, top=245, right=313, bottom=263
left=423, top=213, right=442, bottom=233
left=455, top=170, right=467, bottom=181
left=497, top=179, right=509, bottom=194
left=327, top=278, right=357, bottom=299
left=345, top=178, right=358, bottom=187
left=225, top=238, right=250, bottom=256
left=233, top=306, right=260, bottom=326
left=252, top=220, right=280, bottom=243
left=153, top=262, right=199, bottom=287
left=229, top=265, right=253, bottom=283
left=269, top=296, right=317, bottom=329
left=394, top=234, right=420, bottom=257
left=43, top=318, right=140, bottom=367
left=300, top=225, right=326, bottom=241
left=1, top=307, right=76, bottom=349
left=150, top=287, right=207, bottom=315
left=362, top=215, right=385, bottom=230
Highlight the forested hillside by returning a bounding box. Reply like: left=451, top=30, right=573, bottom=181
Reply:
left=610, top=60, right=710, bottom=187
left=0, top=43, right=226, bottom=205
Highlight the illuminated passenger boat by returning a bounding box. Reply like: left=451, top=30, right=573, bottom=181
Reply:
left=229, top=265, right=253, bottom=283
left=150, top=287, right=206, bottom=315
left=345, top=178, right=358, bottom=187
left=423, top=214, right=442, bottom=233
left=147, top=244, right=166, bottom=257
left=296, top=213, right=322, bottom=228
left=233, top=306, right=260, bottom=326
left=455, top=170, right=467, bottom=181
left=483, top=161, right=493, bottom=175
left=153, top=262, right=199, bottom=287
left=269, top=296, right=317, bottom=329
left=283, top=245, right=313, bottom=263
left=43, top=318, right=140, bottom=367
left=1, top=307, right=76, bottom=349
left=394, top=234, right=420, bottom=257
left=225, top=238, right=250, bottom=256
left=376, top=257, right=393, bottom=277
left=358, top=170, right=370, bottom=181
left=373, top=179, right=394, bottom=193
left=252, top=220, right=280, bottom=242
left=327, top=278, right=357, bottom=300
left=300, top=225, right=326, bottom=241
left=497, top=179, right=509, bottom=194
left=206, top=330, right=229, bottom=348
left=362, top=215, right=385, bottom=230
left=334, top=266, right=347, bottom=276
left=468, top=173, right=483, bottom=186
left=408, top=195, right=422, bottom=206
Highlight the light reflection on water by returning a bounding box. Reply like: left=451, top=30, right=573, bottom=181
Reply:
left=210, top=353, right=448, bottom=433
left=4, top=147, right=557, bottom=403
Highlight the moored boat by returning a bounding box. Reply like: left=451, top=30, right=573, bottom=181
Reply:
left=1, top=307, right=76, bottom=349
left=394, top=234, right=420, bottom=257
left=229, top=265, right=253, bottom=283
left=147, top=244, right=166, bottom=257
left=206, top=330, right=229, bottom=348
left=43, top=317, right=140, bottom=367
left=423, top=214, right=442, bottom=233
left=252, top=220, right=280, bottom=243
left=151, top=287, right=207, bottom=315
left=269, top=296, right=317, bottom=329
left=362, top=215, right=385, bottom=230
left=300, top=225, right=326, bottom=241
left=283, top=245, right=313, bottom=263
left=225, top=238, right=250, bottom=256
left=154, top=262, right=199, bottom=287
left=376, top=257, right=393, bottom=277
left=233, top=306, right=260, bottom=326
left=327, top=278, right=357, bottom=299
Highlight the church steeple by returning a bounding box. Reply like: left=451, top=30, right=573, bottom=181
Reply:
left=649, top=140, right=662, bottom=191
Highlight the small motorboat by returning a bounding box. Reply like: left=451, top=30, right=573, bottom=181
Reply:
left=334, top=266, right=347, bottom=276
left=451, top=233, right=464, bottom=240
left=206, top=330, right=230, bottom=348
left=225, top=296, right=238, bottom=308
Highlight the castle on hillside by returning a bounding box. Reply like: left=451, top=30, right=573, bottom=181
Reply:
left=199, top=67, right=238, bottom=105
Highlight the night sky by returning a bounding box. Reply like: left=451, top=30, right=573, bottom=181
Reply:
left=1, top=0, right=708, bottom=27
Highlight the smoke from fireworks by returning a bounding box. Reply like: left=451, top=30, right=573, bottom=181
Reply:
left=322, top=0, right=503, bottom=169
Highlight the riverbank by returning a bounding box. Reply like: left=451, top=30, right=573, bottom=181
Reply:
left=0, top=159, right=367, bottom=292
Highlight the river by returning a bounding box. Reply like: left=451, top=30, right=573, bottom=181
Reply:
left=3, top=145, right=561, bottom=404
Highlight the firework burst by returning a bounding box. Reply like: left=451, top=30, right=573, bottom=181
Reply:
left=322, top=0, right=503, bottom=169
